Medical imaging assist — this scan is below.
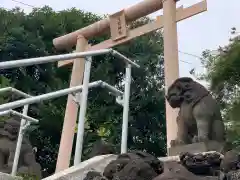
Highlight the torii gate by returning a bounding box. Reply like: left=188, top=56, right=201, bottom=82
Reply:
left=53, top=0, right=207, bottom=172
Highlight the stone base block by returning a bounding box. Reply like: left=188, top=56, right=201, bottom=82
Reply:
left=0, top=172, right=22, bottom=180
left=168, top=141, right=224, bottom=156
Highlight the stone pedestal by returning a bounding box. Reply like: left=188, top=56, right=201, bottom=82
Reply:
left=168, top=141, right=224, bottom=156
left=0, top=172, right=22, bottom=180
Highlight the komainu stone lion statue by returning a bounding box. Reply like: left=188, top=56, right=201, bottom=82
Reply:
left=0, top=117, right=41, bottom=178
left=166, top=77, right=225, bottom=147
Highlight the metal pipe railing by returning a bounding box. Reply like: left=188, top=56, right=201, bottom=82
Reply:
left=0, top=49, right=113, bottom=69
left=0, top=81, right=123, bottom=111
left=0, top=81, right=102, bottom=112
left=11, top=88, right=32, bottom=98
left=101, top=82, right=123, bottom=96
left=0, top=49, right=140, bottom=71
left=0, top=87, right=12, bottom=93
left=71, top=81, right=123, bottom=103
left=0, top=79, right=123, bottom=174
left=0, top=87, right=34, bottom=176
left=0, top=49, right=139, bottom=169
left=0, top=87, right=31, bottom=98
left=0, top=81, right=123, bottom=112
left=0, top=109, right=38, bottom=123
left=112, top=50, right=140, bottom=68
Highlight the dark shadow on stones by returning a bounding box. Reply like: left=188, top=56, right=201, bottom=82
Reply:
left=220, top=149, right=240, bottom=173
left=117, top=151, right=164, bottom=174
left=180, top=152, right=222, bottom=176
left=153, top=161, right=218, bottom=180
left=103, top=158, right=130, bottom=180
left=83, top=171, right=108, bottom=180
left=103, top=151, right=163, bottom=180
left=88, top=140, right=115, bottom=158
left=112, top=158, right=157, bottom=180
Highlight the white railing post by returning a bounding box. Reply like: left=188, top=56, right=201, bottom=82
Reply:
left=74, top=56, right=92, bottom=165
left=11, top=104, right=29, bottom=176
left=121, top=64, right=132, bottom=153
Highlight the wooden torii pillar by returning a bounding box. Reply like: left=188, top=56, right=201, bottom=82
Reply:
left=53, top=0, right=207, bottom=172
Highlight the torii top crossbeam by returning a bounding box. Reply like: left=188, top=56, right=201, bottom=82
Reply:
left=53, top=0, right=180, bottom=50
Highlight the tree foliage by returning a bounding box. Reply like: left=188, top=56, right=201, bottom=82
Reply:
left=0, top=76, right=13, bottom=121
left=0, top=6, right=166, bottom=177
left=200, top=32, right=240, bottom=149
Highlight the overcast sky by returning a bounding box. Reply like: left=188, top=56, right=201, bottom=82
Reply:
left=1, top=0, right=240, bottom=86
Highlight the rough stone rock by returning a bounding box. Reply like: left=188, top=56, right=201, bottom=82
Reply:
left=103, top=151, right=162, bottom=180
left=218, top=150, right=240, bottom=180
left=180, top=152, right=222, bottom=176
left=153, top=161, right=218, bottom=180
left=88, top=140, right=115, bottom=158
left=112, top=158, right=157, bottom=180
left=103, top=158, right=130, bottom=179
left=132, top=151, right=164, bottom=174
left=220, top=149, right=240, bottom=173
left=0, top=172, right=22, bottom=180
left=0, top=118, right=41, bottom=178
left=83, top=171, right=107, bottom=180
left=225, top=169, right=240, bottom=180
left=117, top=151, right=164, bottom=174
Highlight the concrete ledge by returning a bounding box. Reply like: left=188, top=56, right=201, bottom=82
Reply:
left=158, top=151, right=223, bottom=162
left=168, top=141, right=224, bottom=156
left=0, top=172, right=22, bottom=180
left=43, top=154, right=117, bottom=180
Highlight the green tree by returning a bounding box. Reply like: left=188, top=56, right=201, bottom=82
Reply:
left=0, top=76, right=14, bottom=121
left=0, top=7, right=166, bottom=177
left=200, top=31, right=240, bottom=149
